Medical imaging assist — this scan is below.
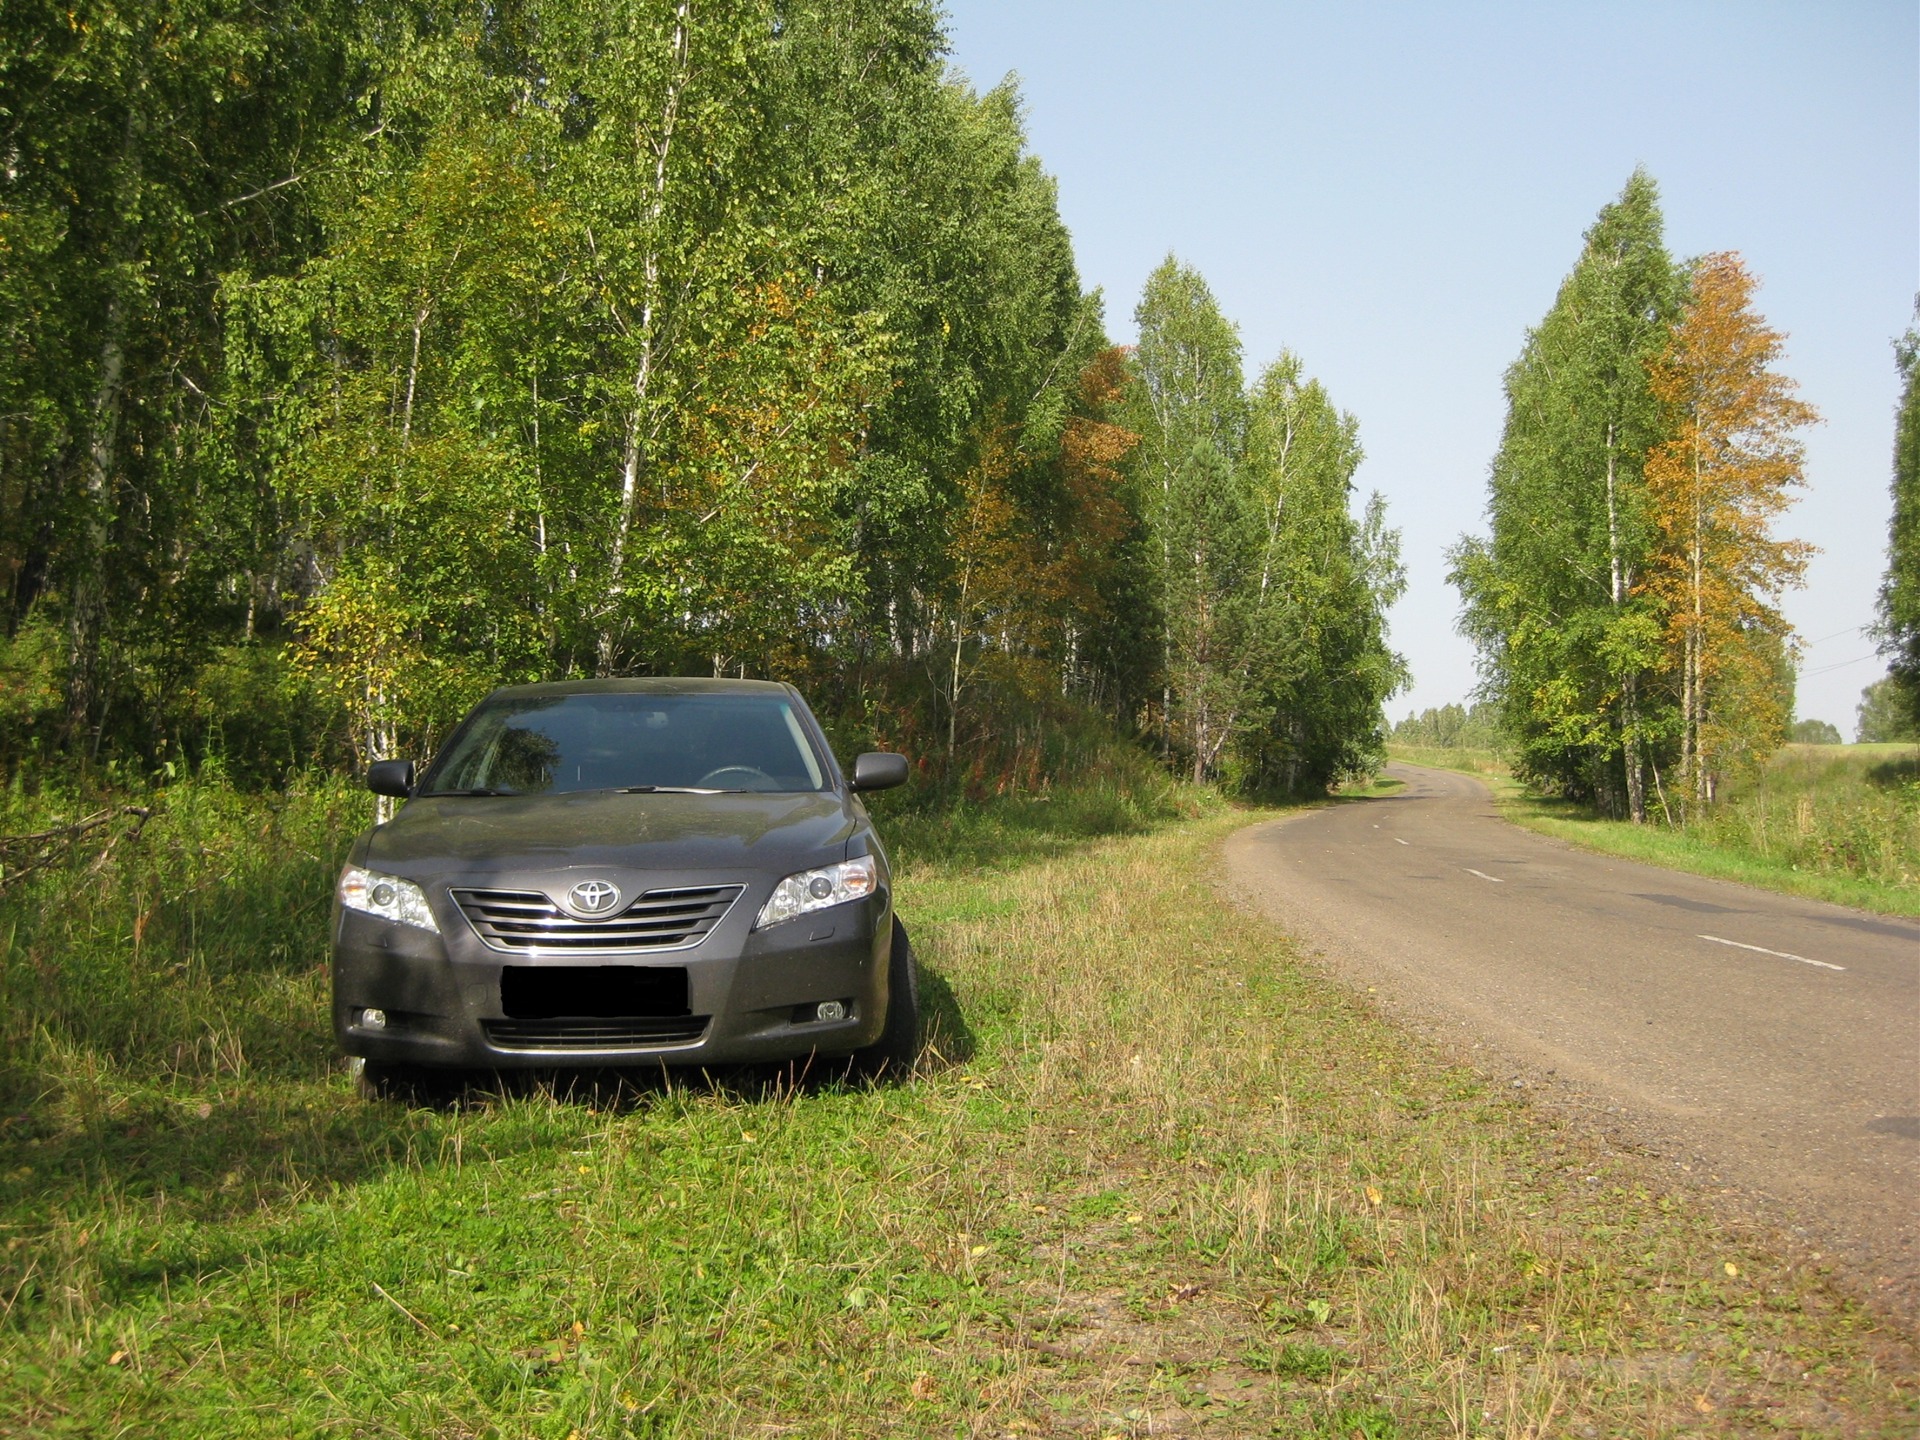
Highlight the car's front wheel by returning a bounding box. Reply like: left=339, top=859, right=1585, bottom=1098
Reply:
left=852, top=916, right=921, bottom=1079
left=351, top=1056, right=446, bottom=1105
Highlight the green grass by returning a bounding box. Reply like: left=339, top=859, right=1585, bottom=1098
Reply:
left=1387, top=742, right=1920, bottom=918
left=1332, top=773, right=1408, bottom=799
left=0, top=772, right=1914, bottom=1435
left=1381, top=744, right=1508, bottom=778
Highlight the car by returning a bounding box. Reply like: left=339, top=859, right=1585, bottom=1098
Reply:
left=330, top=677, right=918, bottom=1095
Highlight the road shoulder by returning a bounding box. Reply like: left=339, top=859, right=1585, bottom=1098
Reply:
left=1220, top=788, right=1920, bottom=1340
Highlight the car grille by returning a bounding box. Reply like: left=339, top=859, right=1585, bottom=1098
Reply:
left=452, top=885, right=743, bottom=953
left=482, top=1017, right=710, bottom=1051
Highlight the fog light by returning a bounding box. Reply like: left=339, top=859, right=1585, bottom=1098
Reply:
left=361, top=1007, right=388, bottom=1030
left=814, top=1000, right=846, bottom=1023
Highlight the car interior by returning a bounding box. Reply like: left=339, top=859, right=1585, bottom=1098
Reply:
left=426, top=695, right=828, bottom=794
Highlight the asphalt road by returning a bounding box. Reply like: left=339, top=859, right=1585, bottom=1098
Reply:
left=1224, top=762, right=1920, bottom=1312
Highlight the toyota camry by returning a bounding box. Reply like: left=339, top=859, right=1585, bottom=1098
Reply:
left=330, top=678, right=917, bottom=1095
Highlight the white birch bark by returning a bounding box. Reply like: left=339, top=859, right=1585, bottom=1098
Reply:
left=1605, top=423, right=1647, bottom=823
left=599, top=2, right=690, bottom=674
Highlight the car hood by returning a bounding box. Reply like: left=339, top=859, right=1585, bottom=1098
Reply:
left=361, top=789, right=859, bottom=884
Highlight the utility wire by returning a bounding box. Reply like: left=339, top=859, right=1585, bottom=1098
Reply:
left=1801, top=623, right=1868, bottom=648
left=1801, top=652, right=1880, bottom=677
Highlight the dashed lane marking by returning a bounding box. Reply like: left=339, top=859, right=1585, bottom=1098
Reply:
left=1464, top=868, right=1505, bottom=883
left=1697, top=934, right=1844, bottom=972
left=1394, top=838, right=1410, bottom=846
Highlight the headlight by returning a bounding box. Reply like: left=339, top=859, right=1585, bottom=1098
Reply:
left=337, top=864, right=440, bottom=933
left=754, top=855, right=877, bottom=930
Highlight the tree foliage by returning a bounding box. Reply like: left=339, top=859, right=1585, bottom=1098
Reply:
left=1126, top=260, right=1404, bottom=790
left=1453, top=174, right=1816, bottom=819
left=1, top=2, right=1400, bottom=797
left=1875, top=299, right=1920, bottom=730
left=1, top=0, right=368, bottom=753
left=1856, top=677, right=1920, bottom=744
left=1451, top=170, right=1682, bottom=817
left=1642, top=252, right=1817, bottom=804
left=1788, top=718, right=1841, bottom=745
left=1241, top=355, right=1406, bottom=788
left=1391, top=702, right=1500, bottom=750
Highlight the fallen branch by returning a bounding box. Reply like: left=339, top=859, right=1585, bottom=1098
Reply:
left=0, top=805, right=153, bottom=896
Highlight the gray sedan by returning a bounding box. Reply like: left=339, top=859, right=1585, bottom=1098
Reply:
left=331, top=678, right=917, bottom=1095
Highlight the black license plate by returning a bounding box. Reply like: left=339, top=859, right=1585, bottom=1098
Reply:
left=500, top=965, right=690, bottom=1019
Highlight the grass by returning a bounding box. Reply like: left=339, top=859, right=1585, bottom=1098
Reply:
left=1380, top=745, right=1509, bottom=779
left=1333, top=773, right=1408, bottom=799
left=1386, top=742, right=1920, bottom=919
left=1, top=772, right=1915, bottom=1436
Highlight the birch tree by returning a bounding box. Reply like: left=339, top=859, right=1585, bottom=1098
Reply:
left=1874, top=300, right=1920, bottom=729
left=1243, top=356, right=1405, bottom=790
left=1642, top=252, right=1817, bottom=804
left=1128, top=259, right=1248, bottom=766
left=1451, top=171, right=1684, bottom=815
left=0, top=0, right=363, bottom=750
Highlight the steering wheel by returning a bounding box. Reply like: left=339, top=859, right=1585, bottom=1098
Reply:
left=697, top=765, right=776, bottom=790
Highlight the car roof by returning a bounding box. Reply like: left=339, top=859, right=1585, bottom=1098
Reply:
left=485, top=677, right=798, bottom=701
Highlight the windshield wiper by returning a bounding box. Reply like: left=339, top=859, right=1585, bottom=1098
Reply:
left=617, top=785, right=719, bottom=794
left=427, top=787, right=516, bottom=797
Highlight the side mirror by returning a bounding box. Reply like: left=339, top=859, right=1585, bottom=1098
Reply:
left=849, top=751, right=910, bottom=793
left=366, top=759, right=416, bottom=799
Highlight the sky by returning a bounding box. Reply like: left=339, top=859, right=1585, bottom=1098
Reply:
left=939, top=0, right=1919, bottom=736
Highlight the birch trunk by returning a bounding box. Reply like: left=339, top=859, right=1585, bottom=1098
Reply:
left=1684, top=427, right=1707, bottom=807
left=67, top=302, right=127, bottom=746
left=599, top=2, right=690, bottom=675
left=370, top=682, right=398, bottom=825
left=1604, top=427, right=1647, bottom=823
left=948, top=562, right=970, bottom=759
left=67, top=104, right=143, bottom=747
left=401, top=302, right=429, bottom=446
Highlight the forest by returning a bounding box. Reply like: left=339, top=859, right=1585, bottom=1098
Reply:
left=0, top=0, right=1404, bottom=800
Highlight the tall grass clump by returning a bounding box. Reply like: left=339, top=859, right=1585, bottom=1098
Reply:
left=1677, top=743, right=1920, bottom=890
left=0, top=773, right=368, bottom=1109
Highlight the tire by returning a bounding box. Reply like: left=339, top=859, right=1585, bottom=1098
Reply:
left=852, top=916, right=921, bottom=1080
left=351, top=1056, right=442, bottom=1104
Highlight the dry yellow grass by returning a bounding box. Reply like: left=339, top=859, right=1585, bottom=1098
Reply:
left=887, top=812, right=1918, bottom=1437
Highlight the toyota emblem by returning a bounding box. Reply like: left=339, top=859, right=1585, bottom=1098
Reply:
left=565, top=879, right=622, bottom=918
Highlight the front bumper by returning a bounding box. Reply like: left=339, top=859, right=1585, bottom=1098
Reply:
left=332, top=886, right=893, bottom=1069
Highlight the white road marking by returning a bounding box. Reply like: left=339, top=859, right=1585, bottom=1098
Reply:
left=1395, top=838, right=1410, bottom=846
left=1697, top=934, right=1844, bottom=972
left=1464, top=868, right=1505, bottom=883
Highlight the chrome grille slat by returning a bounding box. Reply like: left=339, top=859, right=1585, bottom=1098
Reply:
left=492, top=906, right=711, bottom=924
left=453, top=884, right=742, bottom=954
left=488, top=916, right=704, bottom=934
left=483, top=1017, right=710, bottom=1051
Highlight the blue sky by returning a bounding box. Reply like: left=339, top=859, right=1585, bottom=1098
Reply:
left=940, top=0, right=1918, bottom=734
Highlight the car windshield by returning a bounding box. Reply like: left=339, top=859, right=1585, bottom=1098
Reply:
left=420, top=692, right=828, bottom=796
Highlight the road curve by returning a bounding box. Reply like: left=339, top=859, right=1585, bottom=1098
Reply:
left=1224, top=762, right=1920, bottom=1311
